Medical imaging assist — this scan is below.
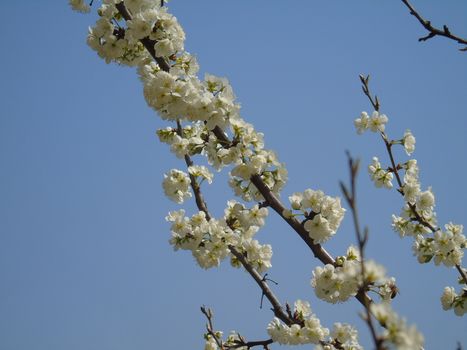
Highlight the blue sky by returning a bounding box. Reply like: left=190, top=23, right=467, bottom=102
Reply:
left=1, top=1, right=466, bottom=349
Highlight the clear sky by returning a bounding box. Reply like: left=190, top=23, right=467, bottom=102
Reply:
left=1, top=1, right=466, bottom=349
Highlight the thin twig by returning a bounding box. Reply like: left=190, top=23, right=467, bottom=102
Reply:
left=400, top=0, right=467, bottom=51
left=340, top=153, right=384, bottom=350
left=359, top=74, right=379, bottom=112
left=229, top=246, right=292, bottom=324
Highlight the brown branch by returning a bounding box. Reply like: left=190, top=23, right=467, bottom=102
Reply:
left=400, top=0, right=467, bottom=51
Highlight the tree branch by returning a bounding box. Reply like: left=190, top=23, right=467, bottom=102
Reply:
left=400, top=0, right=467, bottom=51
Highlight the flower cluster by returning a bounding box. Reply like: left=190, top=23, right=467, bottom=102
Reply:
left=354, top=111, right=388, bottom=134
left=203, top=331, right=250, bottom=350
left=311, top=246, right=396, bottom=303
left=413, top=222, right=465, bottom=267
left=440, top=286, right=467, bottom=316
left=162, top=169, right=192, bottom=203
left=371, top=302, right=424, bottom=350
left=314, top=323, right=362, bottom=350
left=368, top=157, right=393, bottom=189
left=402, top=129, right=416, bottom=155
left=267, top=300, right=330, bottom=345
left=288, top=189, right=346, bottom=244
left=166, top=202, right=272, bottom=273
left=267, top=300, right=362, bottom=349
left=69, top=0, right=90, bottom=13
left=82, top=0, right=184, bottom=66
left=157, top=123, right=206, bottom=159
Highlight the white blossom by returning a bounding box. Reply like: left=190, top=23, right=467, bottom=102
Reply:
left=368, top=157, right=393, bottom=189
left=354, top=111, right=370, bottom=134
left=402, top=129, right=416, bottom=155
left=290, top=188, right=345, bottom=244
left=369, top=111, right=388, bottom=132
left=267, top=301, right=329, bottom=345
left=162, top=169, right=192, bottom=203
left=416, top=187, right=435, bottom=212
left=69, top=0, right=90, bottom=13
left=370, top=302, right=424, bottom=349
left=331, top=322, right=360, bottom=346
left=188, top=165, right=214, bottom=184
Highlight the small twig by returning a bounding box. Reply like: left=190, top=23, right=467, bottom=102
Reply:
left=359, top=74, right=379, bottom=112
left=260, top=274, right=278, bottom=309
left=229, top=246, right=292, bottom=324
left=400, top=0, right=467, bottom=51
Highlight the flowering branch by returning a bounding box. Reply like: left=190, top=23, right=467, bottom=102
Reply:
left=115, top=0, right=376, bottom=317
left=400, top=0, right=467, bottom=51
left=115, top=0, right=294, bottom=327
left=355, top=75, right=466, bottom=317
